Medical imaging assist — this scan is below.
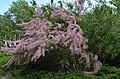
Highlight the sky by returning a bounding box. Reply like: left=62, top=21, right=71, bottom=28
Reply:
left=0, top=0, right=112, bottom=15
left=0, top=0, right=75, bottom=15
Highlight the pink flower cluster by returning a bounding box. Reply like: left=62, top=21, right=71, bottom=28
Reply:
left=2, top=6, right=102, bottom=72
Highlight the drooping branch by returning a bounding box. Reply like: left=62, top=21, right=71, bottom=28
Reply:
left=2, top=4, right=102, bottom=72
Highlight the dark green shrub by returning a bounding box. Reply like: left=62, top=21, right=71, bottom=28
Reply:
left=0, top=52, right=10, bottom=67
left=80, top=3, right=120, bottom=66
left=106, top=74, right=119, bottom=79
left=100, top=67, right=120, bottom=75
left=97, top=66, right=120, bottom=79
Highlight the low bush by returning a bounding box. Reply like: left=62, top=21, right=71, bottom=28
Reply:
left=0, top=55, right=119, bottom=79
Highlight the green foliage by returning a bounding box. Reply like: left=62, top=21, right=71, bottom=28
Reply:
left=110, top=0, right=120, bottom=14
left=100, top=66, right=120, bottom=75
left=79, top=2, right=120, bottom=66
left=0, top=0, right=120, bottom=78
left=98, top=66, right=120, bottom=79
left=0, top=53, right=119, bottom=79
left=26, top=48, right=86, bottom=73
left=1, top=66, right=120, bottom=79
left=0, top=0, right=36, bottom=42
left=8, top=0, right=35, bottom=23
left=0, top=53, right=11, bottom=67
left=0, top=52, right=11, bottom=77
left=0, top=14, right=17, bottom=41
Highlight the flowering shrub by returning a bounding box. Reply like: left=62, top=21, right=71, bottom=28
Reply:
left=2, top=2, right=102, bottom=73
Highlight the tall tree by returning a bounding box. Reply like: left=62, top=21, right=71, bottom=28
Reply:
left=7, top=0, right=36, bottom=23
left=80, top=0, right=120, bottom=66
left=0, top=0, right=36, bottom=47
left=0, top=14, right=16, bottom=40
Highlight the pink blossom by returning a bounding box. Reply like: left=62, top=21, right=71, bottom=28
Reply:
left=2, top=6, right=102, bottom=72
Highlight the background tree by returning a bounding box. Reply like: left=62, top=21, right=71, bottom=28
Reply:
left=7, top=0, right=36, bottom=23
left=0, top=0, right=36, bottom=47
left=79, top=0, right=120, bottom=66
left=0, top=14, right=17, bottom=41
